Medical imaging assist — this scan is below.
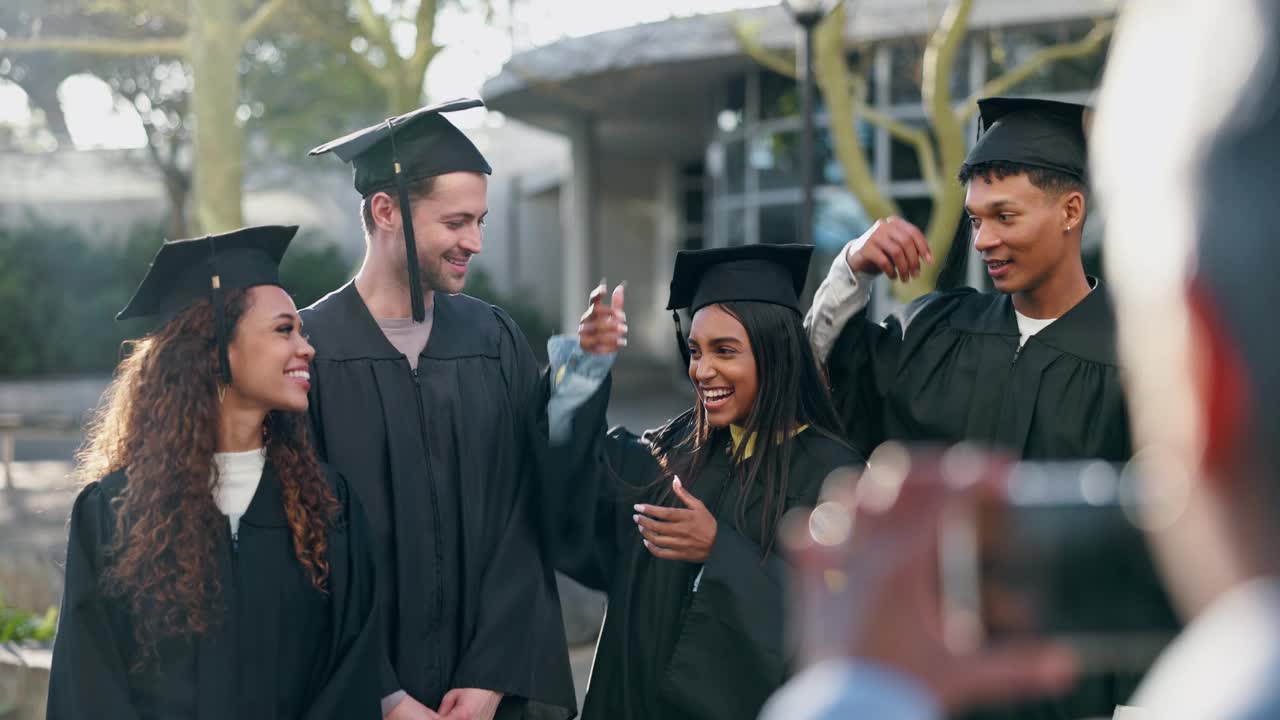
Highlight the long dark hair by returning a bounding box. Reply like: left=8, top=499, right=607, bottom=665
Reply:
left=654, top=300, right=847, bottom=556
left=76, top=289, right=338, bottom=662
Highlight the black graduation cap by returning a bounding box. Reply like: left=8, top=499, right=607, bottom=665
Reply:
left=964, top=97, right=1090, bottom=181
left=666, top=243, right=813, bottom=362
left=117, top=225, right=297, bottom=385
left=308, top=98, right=492, bottom=322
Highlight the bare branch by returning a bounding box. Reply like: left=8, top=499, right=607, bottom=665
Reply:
left=0, top=35, right=184, bottom=57
left=290, top=9, right=386, bottom=87
left=730, top=15, right=796, bottom=79
left=958, top=19, right=1114, bottom=121
left=240, top=0, right=293, bottom=44
left=354, top=0, right=400, bottom=67
left=812, top=3, right=900, bottom=220
left=408, top=0, right=443, bottom=75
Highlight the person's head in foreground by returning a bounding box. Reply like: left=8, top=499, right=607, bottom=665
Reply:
left=764, top=1, right=1280, bottom=718
left=79, top=226, right=336, bottom=655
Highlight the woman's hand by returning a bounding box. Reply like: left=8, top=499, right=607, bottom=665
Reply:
left=578, top=283, right=627, bottom=355
left=634, top=477, right=717, bottom=563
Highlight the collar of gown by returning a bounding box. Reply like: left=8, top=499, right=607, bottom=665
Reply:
left=728, top=424, right=809, bottom=460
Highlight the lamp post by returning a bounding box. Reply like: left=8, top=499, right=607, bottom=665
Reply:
left=783, top=0, right=834, bottom=247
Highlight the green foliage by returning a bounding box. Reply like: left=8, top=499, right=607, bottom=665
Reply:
left=0, top=218, right=353, bottom=377
left=465, top=268, right=556, bottom=365
left=0, top=595, right=57, bottom=646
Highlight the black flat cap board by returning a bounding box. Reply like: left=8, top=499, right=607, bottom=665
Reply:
left=964, top=97, right=1090, bottom=181
left=667, top=243, right=814, bottom=315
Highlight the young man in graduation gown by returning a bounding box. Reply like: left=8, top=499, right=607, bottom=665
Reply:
left=808, top=97, right=1129, bottom=464
left=302, top=100, right=575, bottom=720
left=804, top=97, right=1170, bottom=719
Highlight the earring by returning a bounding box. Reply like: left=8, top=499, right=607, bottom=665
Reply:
left=217, top=384, right=227, bottom=404
left=1065, top=225, right=1072, bottom=232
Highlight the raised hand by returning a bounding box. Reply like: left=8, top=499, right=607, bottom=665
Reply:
left=634, top=477, right=718, bottom=563
left=846, top=216, right=935, bottom=281
left=578, top=282, right=627, bottom=355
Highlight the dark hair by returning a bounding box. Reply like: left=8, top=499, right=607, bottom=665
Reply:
left=76, top=288, right=338, bottom=664
left=359, top=175, right=437, bottom=236
left=957, top=160, right=1087, bottom=200
left=655, top=301, right=848, bottom=556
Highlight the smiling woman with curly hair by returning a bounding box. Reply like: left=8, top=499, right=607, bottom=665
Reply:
left=46, top=226, right=382, bottom=719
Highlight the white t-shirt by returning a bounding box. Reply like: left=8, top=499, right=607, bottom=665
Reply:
left=1014, top=310, right=1058, bottom=347
left=212, top=447, right=266, bottom=536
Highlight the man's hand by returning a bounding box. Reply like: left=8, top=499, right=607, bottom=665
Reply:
left=789, top=444, right=1077, bottom=714
left=635, top=477, right=718, bottom=563
left=579, top=282, right=627, bottom=355
left=846, top=216, right=934, bottom=281
left=437, top=688, right=503, bottom=720
left=385, top=695, right=441, bottom=720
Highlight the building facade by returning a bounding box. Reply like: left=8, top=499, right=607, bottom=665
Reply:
left=480, top=0, right=1118, bottom=373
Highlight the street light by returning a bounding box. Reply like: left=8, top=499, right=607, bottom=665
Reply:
left=782, top=0, right=836, bottom=247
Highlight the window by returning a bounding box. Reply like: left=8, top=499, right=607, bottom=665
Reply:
left=888, top=121, right=936, bottom=182
left=759, top=203, right=800, bottom=244
left=985, top=22, right=1109, bottom=95
left=888, top=37, right=970, bottom=106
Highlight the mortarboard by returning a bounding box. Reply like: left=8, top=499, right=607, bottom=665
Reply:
left=964, top=97, right=1090, bottom=181
left=308, top=98, right=492, bottom=322
left=666, top=243, right=814, bottom=363
left=117, top=225, right=297, bottom=385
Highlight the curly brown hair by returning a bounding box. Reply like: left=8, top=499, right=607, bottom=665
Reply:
left=75, top=288, right=338, bottom=657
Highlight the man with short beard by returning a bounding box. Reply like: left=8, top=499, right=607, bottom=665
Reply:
left=301, top=99, right=575, bottom=720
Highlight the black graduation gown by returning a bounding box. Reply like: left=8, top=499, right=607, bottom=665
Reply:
left=46, top=464, right=382, bottom=719
left=827, top=281, right=1131, bottom=462
left=540, top=373, right=864, bottom=720
left=301, top=283, right=576, bottom=718
left=826, top=284, right=1175, bottom=719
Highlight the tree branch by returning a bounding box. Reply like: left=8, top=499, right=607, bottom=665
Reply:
left=730, top=15, right=796, bottom=79
left=240, top=0, right=293, bottom=44
left=290, top=10, right=386, bottom=87
left=958, top=19, right=1114, bottom=121
left=354, top=0, right=400, bottom=68
left=813, top=3, right=900, bottom=221
left=0, top=35, right=184, bottom=57
left=408, top=0, right=442, bottom=74
left=845, top=75, right=941, bottom=193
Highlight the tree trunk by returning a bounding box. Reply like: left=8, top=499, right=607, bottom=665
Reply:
left=814, top=4, right=899, bottom=222
left=897, top=0, right=973, bottom=301
left=188, top=0, right=244, bottom=233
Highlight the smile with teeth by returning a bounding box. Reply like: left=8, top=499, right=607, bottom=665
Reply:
left=702, top=388, right=734, bottom=405
left=286, top=369, right=310, bottom=381
left=445, top=256, right=469, bottom=269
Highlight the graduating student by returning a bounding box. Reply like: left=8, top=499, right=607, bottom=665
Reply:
left=806, top=98, right=1171, bottom=719
left=540, top=244, right=865, bottom=720
left=808, top=97, right=1130, bottom=463
left=303, top=100, right=574, bottom=720
left=47, top=226, right=382, bottom=719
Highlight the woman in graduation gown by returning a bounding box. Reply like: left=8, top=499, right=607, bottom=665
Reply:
left=539, top=244, right=866, bottom=720
left=47, top=226, right=382, bottom=719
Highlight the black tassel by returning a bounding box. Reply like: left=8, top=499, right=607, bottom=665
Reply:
left=389, top=126, right=426, bottom=322
left=209, top=237, right=232, bottom=384
left=672, top=310, right=691, bottom=367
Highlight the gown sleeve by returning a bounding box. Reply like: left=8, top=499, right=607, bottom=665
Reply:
left=658, top=526, right=792, bottom=720
left=449, top=311, right=577, bottom=715
left=536, top=337, right=660, bottom=593
left=46, top=482, right=142, bottom=720
left=302, top=472, right=385, bottom=719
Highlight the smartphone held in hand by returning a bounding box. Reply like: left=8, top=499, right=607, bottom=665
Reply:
left=941, top=460, right=1182, bottom=674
